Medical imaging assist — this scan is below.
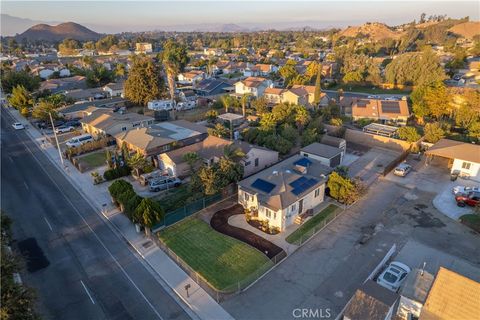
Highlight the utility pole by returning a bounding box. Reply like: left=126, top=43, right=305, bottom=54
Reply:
left=49, top=112, right=65, bottom=167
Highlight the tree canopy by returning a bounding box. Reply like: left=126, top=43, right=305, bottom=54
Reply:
left=124, top=55, right=165, bottom=106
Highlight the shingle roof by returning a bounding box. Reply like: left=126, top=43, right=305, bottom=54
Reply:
left=425, top=139, right=480, bottom=163
left=351, top=98, right=410, bottom=119
left=301, top=142, right=342, bottom=159
left=264, top=87, right=285, bottom=95
left=237, top=77, right=268, bottom=88
left=420, top=267, right=480, bottom=320
left=81, top=109, right=153, bottom=133
left=164, top=136, right=232, bottom=163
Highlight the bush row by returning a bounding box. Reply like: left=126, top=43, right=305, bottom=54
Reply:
left=103, top=165, right=131, bottom=181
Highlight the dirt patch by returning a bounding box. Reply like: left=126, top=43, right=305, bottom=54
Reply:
left=210, top=204, right=285, bottom=259
left=404, top=203, right=446, bottom=228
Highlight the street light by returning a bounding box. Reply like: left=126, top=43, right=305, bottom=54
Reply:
left=49, top=112, right=65, bottom=167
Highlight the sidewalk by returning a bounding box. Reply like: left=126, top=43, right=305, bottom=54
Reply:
left=6, top=108, right=234, bottom=320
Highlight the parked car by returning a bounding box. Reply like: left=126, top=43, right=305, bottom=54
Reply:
left=367, top=95, right=380, bottom=99
left=384, top=97, right=398, bottom=101
left=393, top=163, right=412, bottom=177
left=376, top=261, right=411, bottom=292
left=455, top=191, right=480, bottom=207
left=12, top=122, right=25, bottom=130
left=55, top=126, right=75, bottom=134
left=149, top=177, right=182, bottom=192
left=66, top=134, right=94, bottom=148
left=452, top=185, right=480, bottom=195
left=64, top=120, right=81, bottom=127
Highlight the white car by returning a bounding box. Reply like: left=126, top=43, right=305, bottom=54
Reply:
left=55, top=126, right=75, bottom=134
left=367, top=95, right=380, bottom=99
left=12, top=122, right=25, bottom=130
left=376, top=261, right=411, bottom=292
left=384, top=97, right=398, bottom=101
left=393, top=163, right=412, bottom=177
left=452, top=185, right=480, bottom=195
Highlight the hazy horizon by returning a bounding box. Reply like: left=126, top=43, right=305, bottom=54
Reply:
left=1, top=1, right=479, bottom=34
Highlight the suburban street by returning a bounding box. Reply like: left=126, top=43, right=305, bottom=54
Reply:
left=1, top=109, right=190, bottom=320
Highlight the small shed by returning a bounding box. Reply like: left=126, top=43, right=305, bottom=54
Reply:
left=300, top=142, right=343, bottom=168
left=217, top=113, right=244, bottom=127
left=397, top=269, right=435, bottom=320
left=363, top=123, right=399, bottom=137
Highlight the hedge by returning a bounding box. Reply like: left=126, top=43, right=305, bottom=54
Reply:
left=104, top=166, right=131, bottom=181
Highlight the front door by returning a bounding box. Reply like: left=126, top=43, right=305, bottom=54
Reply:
left=298, top=199, right=304, bottom=214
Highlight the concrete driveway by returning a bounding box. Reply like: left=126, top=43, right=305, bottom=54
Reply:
left=348, top=147, right=400, bottom=186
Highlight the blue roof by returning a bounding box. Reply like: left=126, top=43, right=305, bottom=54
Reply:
left=294, top=157, right=312, bottom=167
left=251, top=178, right=276, bottom=194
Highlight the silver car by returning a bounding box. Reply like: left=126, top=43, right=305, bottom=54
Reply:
left=393, top=163, right=412, bottom=177
left=376, top=261, right=411, bottom=292
left=452, top=185, right=480, bottom=195
left=149, top=177, right=182, bottom=192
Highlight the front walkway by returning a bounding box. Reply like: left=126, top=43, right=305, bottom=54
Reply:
left=6, top=108, right=233, bottom=320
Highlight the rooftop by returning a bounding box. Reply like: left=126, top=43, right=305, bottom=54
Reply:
left=218, top=113, right=244, bottom=122
left=425, top=138, right=480, bottom=163
left=301, top=142, right=342, bottom=159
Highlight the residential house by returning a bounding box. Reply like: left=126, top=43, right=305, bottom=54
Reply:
left=281, top=86, right=309, bottom=106
left=193, top=79, right=231, bottom=96
left=80, top=109, right=154, bottom=138
left=290, top=85, right=329, bottom=107
left=419, top=267, right=480, bottom=320
left=345, top=98, right=410, bottom=126
left=203, top=48, right=224, bottom=56
left=64, top=87, right=105, bottom=101
left=147, top=99, right=175, bottom=110
left=235, top=140, right=279, bottom=177
left=425, top=138, right=480, bottom=181
left=238, top=153, right=332, bottom=231
left=396, top=269, right=435, bottom=320
left=103, top=82, right=124, bottom=98
left=58, top=97, right=126, bottom=119
left=264, top=87, right=285, bottom=104
left=135, top=43, right=153, bottom=54
left=343, top=280, right=399, bottom=320
left=244, top=64, right=278, bottom=77
left=39, top=75, right=87, bottom=93
left=300, top=142, right=344, bottom=168
left=179, top=90, right=196, bottom=102
left=115, top=120, right=208, bottom=158
left=234, top=77, right=273, bottom=98
left=178, top=70, right=206, bottom=85
left=321, top=135, right=347, bottom=159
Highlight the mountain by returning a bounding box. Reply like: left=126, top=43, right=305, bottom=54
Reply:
left=338, top=22, right=404, bottom=41
left=16, top=22, right=101, bottom=42
left=0, top=14, right=60, bottom=36
left=448, top=21, right=480, bottom=39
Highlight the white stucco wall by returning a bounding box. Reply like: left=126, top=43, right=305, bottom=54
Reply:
left=451, top=158, right=480, bottom=181
left=243, top=148, right=279, bottom=177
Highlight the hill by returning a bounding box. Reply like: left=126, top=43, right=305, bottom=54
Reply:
left=338, top=22, right=404, bottom=41
left=16, top=22, right=101, bottom=41
left=448, top=21, right=480, bottom=39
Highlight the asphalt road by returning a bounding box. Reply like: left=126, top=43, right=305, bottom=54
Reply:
left=1, top=109, right=190, bottom=320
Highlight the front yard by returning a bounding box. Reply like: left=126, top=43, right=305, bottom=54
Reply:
left=286, top=204, right=341, bottom=244
left=77, top=151, right=106, bottom=168
left=158, top=217, right=273, bottom=291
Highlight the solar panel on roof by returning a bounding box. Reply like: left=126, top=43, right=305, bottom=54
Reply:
left=294, top=157, right=312, bottom=167
left=381, top=101, right=401, bottom=114
left=251, top=178, right=276, bottom=193
left=291, top=177, right=319, bottom=196
left=289, top=176, right=308, bottom=189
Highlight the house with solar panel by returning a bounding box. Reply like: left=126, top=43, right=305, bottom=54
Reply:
left=238, top=154, right=333, bottom=231
left=344, top=97, right=410, bottom=126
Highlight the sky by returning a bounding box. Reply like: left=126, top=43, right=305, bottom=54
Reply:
left=1, top=1, right=479, bottom=33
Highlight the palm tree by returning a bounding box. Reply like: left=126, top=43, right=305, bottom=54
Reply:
left=162, top=40, right=189, bottom=114
left=222, top=144, right=246, bottom=163
left=240, top=93, right=251, bottom=117
left=127, top=153, right=149, bottom=175
left=183, top=152, right=200, bottom=173
left=221, top=95, right=232, bottom=113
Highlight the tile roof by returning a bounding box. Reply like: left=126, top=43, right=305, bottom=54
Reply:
left=238, top=76, right=269, bottom=88
left=351, top=98, right=410, bottom=119
left=425, top=139, right=480, bottom=163
left=164, top=135, right=232, bottom=163
left=420, top=267, right=480, bottom=320
left=264, top=87, right=285, bottom=95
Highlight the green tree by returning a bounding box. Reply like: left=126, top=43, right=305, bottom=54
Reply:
left=327, top=172, right=362, bottom=205
left=95, top=35, right=118, bottom=52
left=240, top=93, right=252, bottom=117
left=220, top=95, right=234, bottom=113
left=1, top=71, right=40, bottom=94
left=135, top=198, right=164, bottom=228
left=58, top=38, right=80, bottom=56
left=423, top=122, right=445, bottom=143
left=31, top=101, right=57, bottom=121
left=124, top=55, right=165, bottom=105
left=183, top=152, right=200, bottom=173
left=251, top=96, right=269, bottom=115
left=207, top=123, right=229, bottom=138
left=259, top=113, right=277, bottom=132
left=294, top=105, right=311, bottom=132
left=313, top=67, right=322, bottom=106
left=108, top=179, right=133, bottom=201
left=411, top=82, right=452, bottom=123
left=162, top=39, right=189, bottom=101
left=196, top=166, right=219, bottom=195
left=397, top=126, right=421, bottom=142
left=127, top=153, right=149, bottom=173
left=204, top=109, right=218, bottom=122
left=278, top=60, right=298, bottom=87
left=7, top=85, right=33, bottom=110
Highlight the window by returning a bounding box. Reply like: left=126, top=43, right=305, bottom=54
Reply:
left=161, top=145, right=170, bottom=152
left=265, top=208, right=271, bottom=218
left=255, top=158, right=259, bottom=167
left=132, top=122, right=140, bottom=127
left=291, top=204, right=296, bottom=212
left=244, top=193, right=250, bottom=202
left=315, top=188, right=321, bottom=198
left=245, top=161, right=251, bottom=166
left=462, top=162, right=471, bottom=170
left=273, top=212, right=277, bottom=219
left=121, top=127, right=127, bottom=131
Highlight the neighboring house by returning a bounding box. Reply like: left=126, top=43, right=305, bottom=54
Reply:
left=204, top=48, right=224, bottom=56
left=58, top=97, right=126, bottom=119
left=135, top=43, right=153, bottom=54
left=103, top=82, right=124, bottom=98
left=243, top=64, right=278, bottom=77
left=64, top=87, right=106, bottom=102
left=193, top=79, right=231, bottom=96
left=238, top=154, right=332, bottom=231
left=321, top=135, right=347, bottom=160
left=419, top=267, right=480, bottom=320
left=147, top=99, right=175, bottom=110
left=80, top=109, right=154, bottom=138
left=425, top=138, right=480, bottom=181
left=234, top=77, right=273, bottom=98
left=115, top=120, right=208, bottom=158
left=343, top=280, right=399, bottom=320
left=344, top=98, right=410, bottom=126
left=281, top=86, right=309, bottom=106
left=235, top=140, right=279, bottom=177
left=178, top=70, right=206, bottom=85
left=396, top=269, right=435, bottom=320
left=39, top=76, right=87, bottom=93
left=264, top=87, right=285, bottom=104
left=179, top=89, right=197, bottom=102
left=290, top=85, right=329, bottom=107
left=300, top=142, right=343, bottom=168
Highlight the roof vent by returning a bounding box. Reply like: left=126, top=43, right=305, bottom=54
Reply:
left=285, top=169, right=291, bottom=174
left=272, top=170, right=278, bottom=175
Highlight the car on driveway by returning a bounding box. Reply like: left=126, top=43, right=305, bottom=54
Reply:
left=452, top=185, right=480, bottom=195
left=149, top=177, right=182, bottom=192
left=12, top=122, right=25, bottom=130
left=455, top=191, right=480, bottom=207
left=393, top=163, right=412, bottom=177
left=55, top=126, right=75, bottom=134
left=376, top=261, right=411, bottom=292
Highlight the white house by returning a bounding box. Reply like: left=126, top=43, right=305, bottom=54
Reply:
left=103, top=82, right=124, bottom=98
left=238, top=154, right=332, bottom=231
left=425, top=139, right=480, bottom=181
left=177, top=70, right=206, bottom=85
left=39, top=68, right=54, bottom=79
left=233, top=77, right=273, bottom=98
left=147, top=99, right=175, bottom=111
left=135, top=43, right=153, bottom=54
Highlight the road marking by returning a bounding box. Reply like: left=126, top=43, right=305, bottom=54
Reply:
left=80, top=280, right=95, bottom=305
left=23, top=181, right=29, bottom=190
left=15, top=132, right=164, bottom=320
left=43, top=217, right=53, bottom=231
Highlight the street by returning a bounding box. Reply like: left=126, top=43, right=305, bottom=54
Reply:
left=1, top=109, right=190, bottom=320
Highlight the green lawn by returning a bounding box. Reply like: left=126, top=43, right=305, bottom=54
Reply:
left=78, top=151, right=106, bottom=168
left=155, top=185, right=203, bottom=213
left=286, top=204, right=340, bottom=244
left=460, top=214, right=480, bottom=233
left=158, top=218, right=273, bottom=290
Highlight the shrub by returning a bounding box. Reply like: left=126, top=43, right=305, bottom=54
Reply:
left=329, top=117, right=343, bottom=127
left=424, top=122, right=445, bottom=143
left=125, top=195, right=144, bottom=222
left=135, top=198, right=165, bottom=228
left=103, top=165, right=131, bottom=181
left=108, top=179, right=133, bottom=201
left=397, top=126, right=421, bottom=142
left=327, top=172, right=364, bottom=205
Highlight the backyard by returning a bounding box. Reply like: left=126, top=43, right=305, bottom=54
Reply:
left=154, top=184, right=204, bottom=212
left=331, top=84, right=412, bottom=95
left=158, top=217, right=273, bottom=290
left=76, top=150, right=106, bottom=170
left=286, top=204, right=341, bottom=244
